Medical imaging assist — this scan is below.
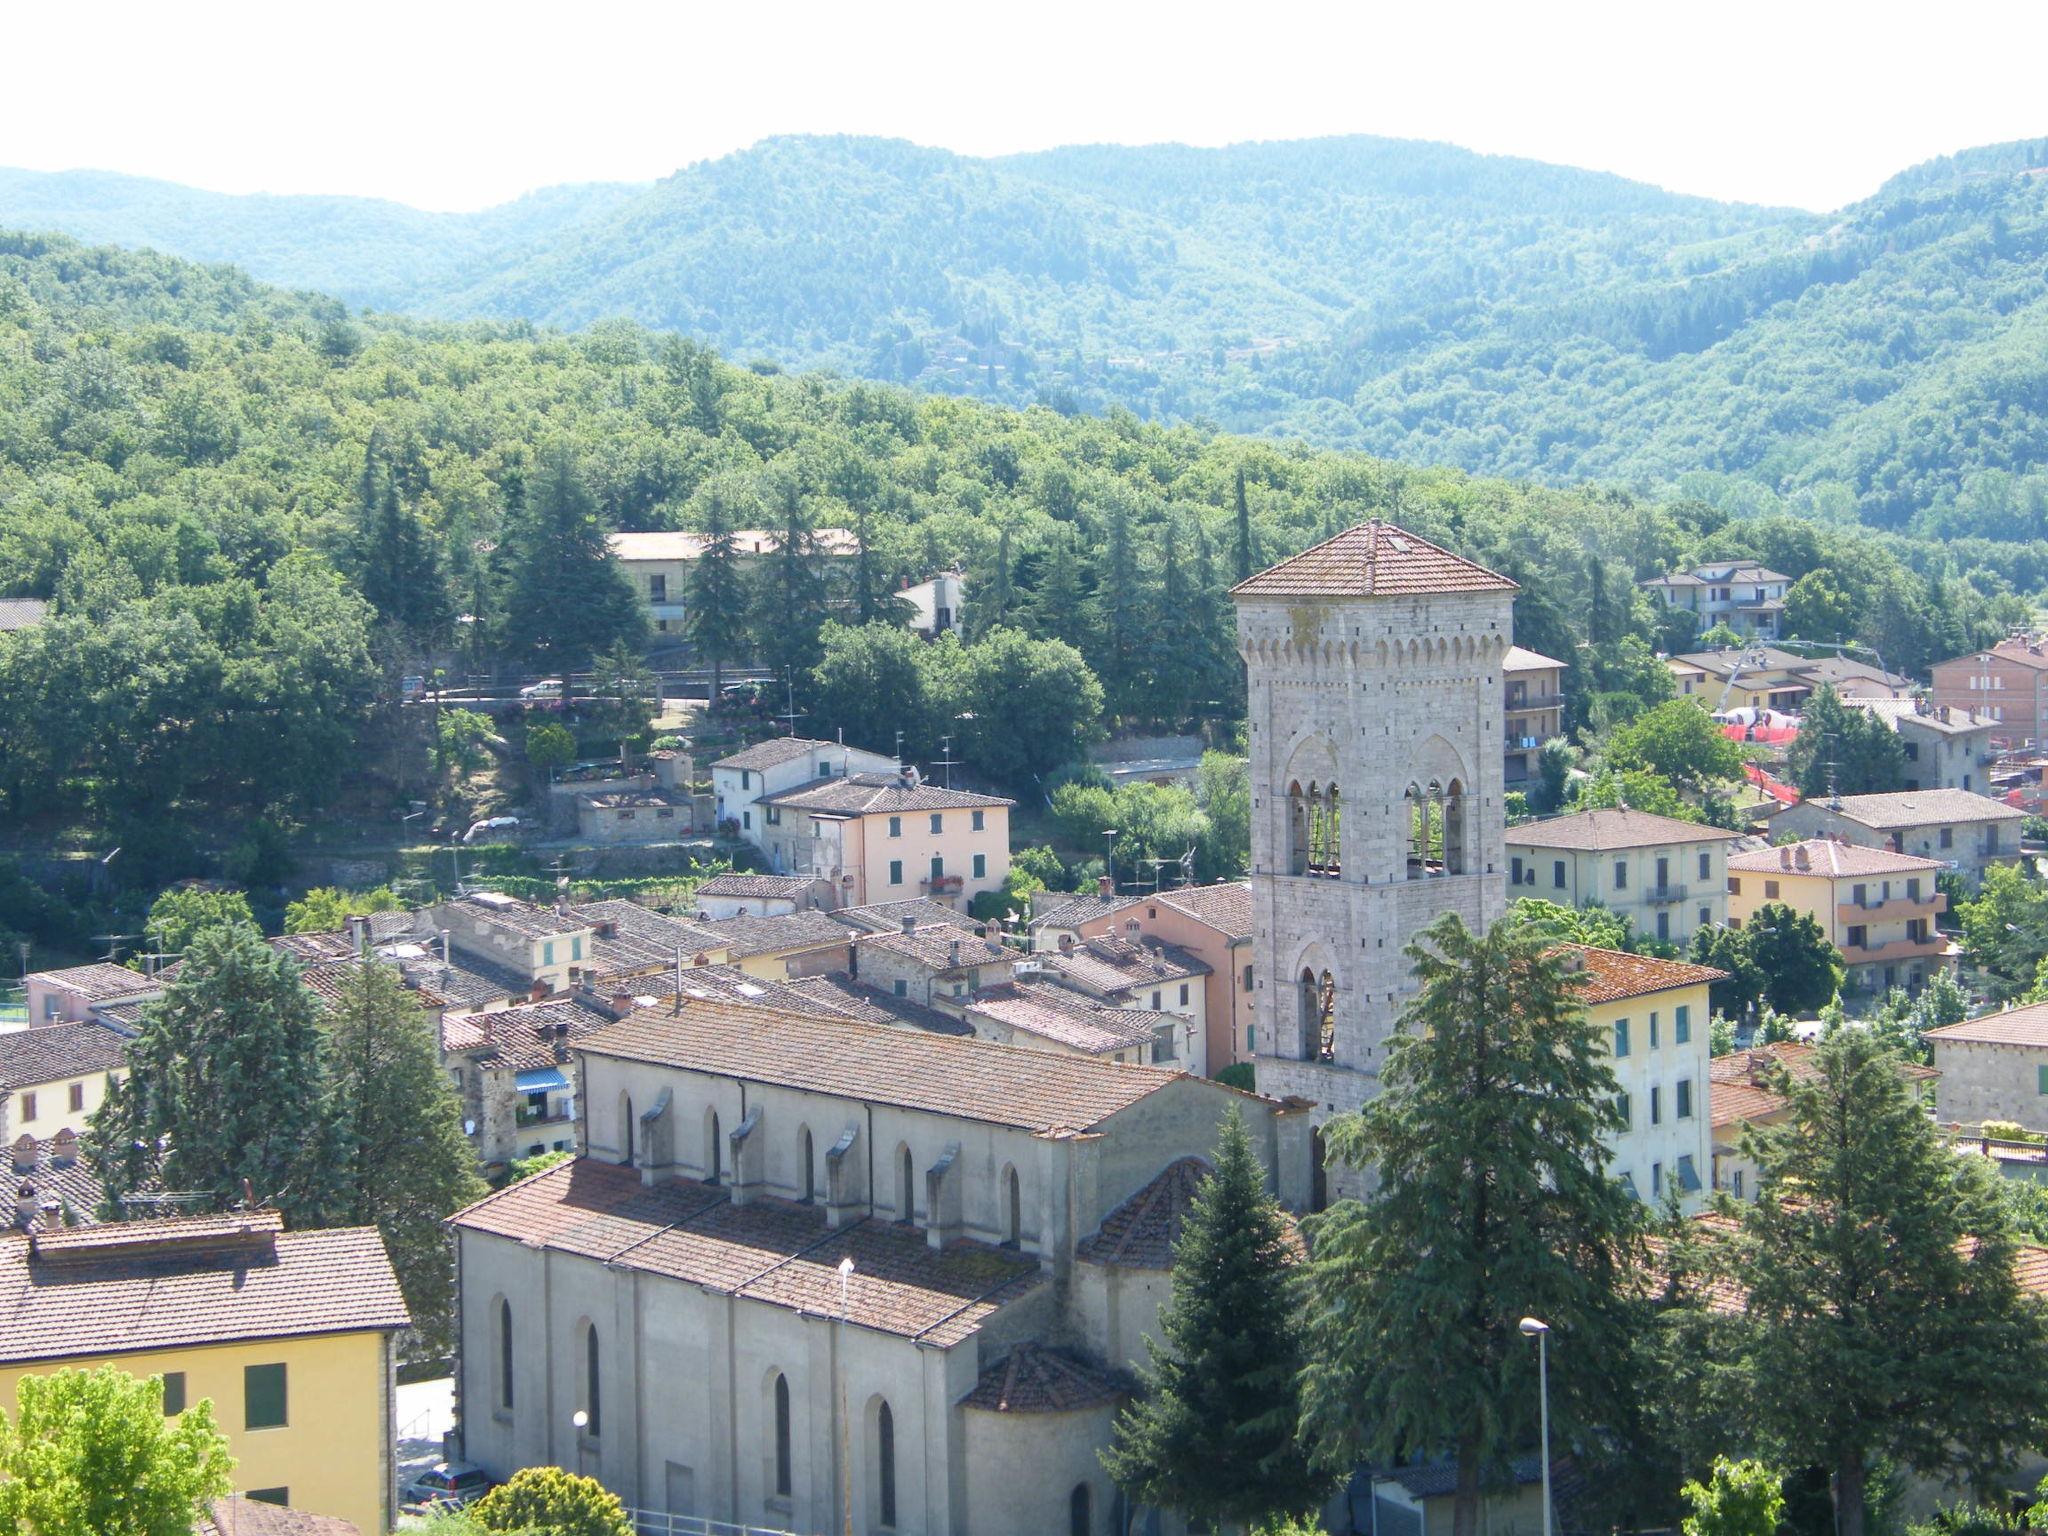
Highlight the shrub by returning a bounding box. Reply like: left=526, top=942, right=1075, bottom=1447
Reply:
left=471, top=1466, right=630, bottom=1536
left=1215, top=1062, right=1257, bottom=1093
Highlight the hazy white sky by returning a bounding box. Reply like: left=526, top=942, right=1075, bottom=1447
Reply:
left=7, top=0, right=2046, bottom=213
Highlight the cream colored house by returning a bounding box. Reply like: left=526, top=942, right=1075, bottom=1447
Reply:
left=0, top=1021, right=130, bottom=1143
left=608, top=529, right=860, bottom=636
left=710, top=738, right=900, bottom=853
left=1506, top=807, right=1733, bottom=947
left=753, top=773, right=1013, bottom=912
left=1769, top=788, right=2025, bottom=890
left=1726, top=839, right=1952, bottom=996
left=1503, top=646, right=1567, bottom=786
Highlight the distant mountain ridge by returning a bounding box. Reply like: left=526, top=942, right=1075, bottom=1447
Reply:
left=9, top=132, right=2048, bottom=526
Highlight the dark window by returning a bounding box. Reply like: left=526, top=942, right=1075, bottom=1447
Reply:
left=972, top=853, right=986, bottom=879
left=68, top=1082, right=84, bottom=1112
left=1651, top=1086, right=1663, bottom=1126
left=584, top=1323, right=602, bottom=1437
left=774, top=1373, right=793, bottom=1498
left=1698, top=851, right=1710, bottom=880
left=244, top=1363, right=287, bottom=1430
left=800, top=1128, right=816, bottom=1203
left=930, top=856, right=944, bottom=882
left=1071, top=1483, right=1092, bottom=1536
left=247, top=1489, right=289, bottom=1508
left=1940, top=827, right=1954, bottom=849
left=929, top=813, right=943, bottom=834
left=888, top=816, right=902, bottom=838
left=161, top=1371, right=186, bottom=1415
left=1241, top=965, right=1253, bottom=992
left=1613, top=859, right=1628, bottom=891
left=499, top=1298, right=515, bottom=1410
left=878, top=1401, right=898, bottom=1527
left=19, top=1092, right=34, bottom=1121
left=1179, top=983, right=1189, bottom=1006
left=1553, top=860, right=1565, bottom=889
left=1675, top=1005, right=1691, bottom=1044
left=893, top=979, right=907, bottom=997
left=889, top=860, right=903, bottom=885
left=972, top=810, right=985, bottom=831
left=1678, top=1079, right=1694, bottom=1119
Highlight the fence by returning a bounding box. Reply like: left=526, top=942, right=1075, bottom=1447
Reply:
left=0, top=984, right=24, bottom=1027
left=625, top=1514, right=801, bottom=1536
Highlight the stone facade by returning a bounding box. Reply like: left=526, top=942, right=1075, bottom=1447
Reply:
left=1929, top=1035, right=2048, bottom=1131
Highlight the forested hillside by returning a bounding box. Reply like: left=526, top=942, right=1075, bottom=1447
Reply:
left=1, top=229, right=2037, bottom=898
left=16, top=135, right=2048, bottom=524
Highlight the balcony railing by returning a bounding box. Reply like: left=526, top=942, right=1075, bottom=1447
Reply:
left=1836, top=893, right=1946, bottom=924
left=514, top=1104, right=571, bottom=1128
left=1844, top=935, right=1949, bottom=965
left=1642, top=884, right=1688, bottom=904
left=1506, top=692, right=1566, bottom=712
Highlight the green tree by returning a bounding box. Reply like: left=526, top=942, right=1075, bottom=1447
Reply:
left=435, top=708, right=495, bottom=778
left=283, top=886, right=399, bottom=934
left=0, top=1367, right=233, bottom=1536
left=810, top=621, right=938, bottom=760
left=496, top=446, right=644, bottom=667
left=750, top=468, right=829, bottom=683
left=1299, top=911, right=1641, bottom=1536
left=526, top=720, right=577, bottom=780
left=1030, top=527, right=1093, bottom=654
left=1784, top=686, right=1904, bottom=798
left=686, top=473, right=755, bottom=696
left=323, top=962, right=488, bottom=1357
left=471, top=1466, right=631, bottom=1536
left=1680, top=1459, right=1787, bottom=1536
left=145, top=886, right=255, bottom=955
left=1142, top=517, right=1202, bottom=725
left=1956, top=863, right=2048, bottom=1002
left=1606, top=699, right=1746, bottom=795
left=1535, top=737, right=1579, bottom=814
left=1782, top=572, right=1859, bottom=643
left=958, top=627, right=1105, bottom=788
left=1574, top=765, right=1702, bottom=823
left=1089, top=498, right=1142, bottom=715
left=1510, top=896, right=1638, bottom=952
left=1193, top=750, right=1251, bottom=880
left=1103, top=1109, right=1324, bottom=1528
left=1739, top=901, right=1844, bottom=1014
left=354, top=464, right=452, bottom=646
left=87, top=924, right=346, bottom=1223
left=581, top=641, right=658, bottom=744
left=1731, top=1028, right=2048, bottom=1536
left=1233, top=465, right=1257, bottom=583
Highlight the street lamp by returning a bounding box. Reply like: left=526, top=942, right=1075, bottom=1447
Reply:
left=1103, top=828, right=1118, bottom=892
left=1520, top=1318, right=1551, bottom=1536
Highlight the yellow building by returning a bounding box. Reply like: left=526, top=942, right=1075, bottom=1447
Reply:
left=754, top=774, right=1014, bottom=912
left=0, top=1212, right=409, bottom=1534
left=1725, top=838, right=1953, bottom=996
left=0, top=1020, right=130, bottom=1142
left=1667, top=647, right=1812, bottom=714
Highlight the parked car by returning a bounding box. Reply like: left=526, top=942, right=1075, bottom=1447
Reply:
left=520, top=679, right=564, bottom=700
left=715, top=680, right=768, bottom=713
left=403, top=1460, right=493, bottom=1510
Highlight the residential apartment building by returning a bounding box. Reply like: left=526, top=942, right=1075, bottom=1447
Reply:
left=750, top=772, right=1014, bottom=911
left=22, top=961, right=162, bottom=1026
left=1850, top=699, right=2002, bottom=793
left=1502, top=645, right=1567, bottom=785
left=442, top=996, right=620, bottom=1169
left=710, top=738, right=899, bottom=852
left=1929, top=635, right=2048, bottom=744
left=1769, top=788, right=2026, bottom=889
left=0, top=1212, right=409, bottom=1534
left=607, top=529, right=861, bottom=636
left=1726, top=839, right=1952, bottom=997
left=1642, top=563, right=1792, bottom=639
left=1925, top=1002, right=2048, bottom=1133
left=433, top=893, right=600, bottom=995
left=449, top=999, right=1309, bottom=1536
left=1710, top=1043, right=1938, bottom=1198
left=1574, top=946, right=1721, bottom=1211
left=0, top=1020, right=130, bottom=1143
left=1667, top=647, right=1815, bottom=714
left=1505, top=807, right=1733, bottom=947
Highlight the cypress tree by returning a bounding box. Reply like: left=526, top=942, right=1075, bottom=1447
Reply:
left=1732, top=1028, right=2048, bottom=1536
left=87, top=923, right=347, bottom=1223
left=1031, top=528, right=1093, bottom=654
left=1089, top=498, right=1141, bottom=714
left=750, top=467, right=827, bottom=683
left=1143, top=517, right=1200, bottom=726
left=1102, top=1109, right=1324, bottom=1528
left=1299, top=911, right=1642, bottom=1536
left=1784, top=684, right=1904, bottom=797
left=687, top=472, right=754, bottom=697
left=1233, top=465, right=1256, bottom=582
left=496, top=446, right=644, bottom=668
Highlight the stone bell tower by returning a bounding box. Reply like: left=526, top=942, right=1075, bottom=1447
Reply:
left=1232, top=520, right=1518, bottom=1202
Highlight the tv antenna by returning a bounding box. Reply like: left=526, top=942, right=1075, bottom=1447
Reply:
left=776, top=668, right=807, bottom=737
left=934, top=734, right=963, bottom=791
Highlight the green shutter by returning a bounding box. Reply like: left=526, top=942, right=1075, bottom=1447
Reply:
left=244, top=1363, right=287, bottom=1430
left=2038, top=1064, right=2048, bottom=1096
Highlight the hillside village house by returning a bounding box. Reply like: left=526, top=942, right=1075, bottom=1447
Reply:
left=442, top=996, right=620, bottom=1169
left=607, top=529, right=861, bottom=636
left=1573, top=946, right=1721, bottom=1211
left=0, top=1212, right=409, bottom=1534
left=1850, top=698, right=2003, bottom=793
left=712, top=738, right=899, bottom=851
left=847, top=922, right=1014, bottom=1012
left=1667, top=648, right=1813, bottom=714
left=1505, top=807, right=1733, bottom=947
left=23, top=961, right=162, bottom=1026
left=1769, top=788, right=2025, bottom=889
left=1929, top=635, right=2048, bottom=743
left=449, top=999, right=1309, bottom=1536
left=750, top=774, right=1015, bottom=912
left=1643, top=563, right=1792, bottom=639
left=960, top=979, right=1175, bottom=1066
left=1726, top=839, right=1953, bottom=997
left=693, top=873, right=837, bottom=919
left=0, top=1020, right=130, bottom=1143
left=1709, top=1042, right=1939, bottom=1198
left=1502, top=645, right=1567, bottom=786
left=1925, top=1002, right=2048, bottom=1132
left=899, top=571, right=965, bottom=637
left=433, top=893, right=600, bottom=995
left=1033, top=931, right=1211, bottom=1074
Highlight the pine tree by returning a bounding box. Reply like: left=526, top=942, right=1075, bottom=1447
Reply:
left=1089, top=499, right=1141, bottom=714
left=1299, top=911, right=1642, bottom=1536
left=686, top=472, right=755, bottom=696
left=357, top=476, right=452, bottom=645
left=87, top=923, right=347, bottom=1223
left=1031, top=528, right=1093, bottom=654
left=1233, top=465, right=1256, bottom=583
left=1784, top=684, right=1904, bottom=797
left=750, top=467, right=828, bottom=683
left=324, top=961, right=487, bottom=1358
left=1143, top=517, right=1200, bottom=726
left=1732, top=1028, right=2048, bottom=1536
left=495, top=446, right=644, bottom=667
left=1102, top=1109, right=1324, bottom=1528
left=1189, top=523, right=1239, bottom=715
left=969, top=521, right=1015, bottom=640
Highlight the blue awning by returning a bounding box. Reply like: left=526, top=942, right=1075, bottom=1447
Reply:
left=515, top=1067, right=570, bottom=1093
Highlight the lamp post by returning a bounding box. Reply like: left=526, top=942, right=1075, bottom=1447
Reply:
left=1520, top=1317, right=1552, bottom=1536
left=1103, top=828, right=1118, bottom=892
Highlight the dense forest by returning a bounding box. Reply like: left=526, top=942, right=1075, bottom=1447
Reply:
left=0, top=229, right=2036, bottom=904
left=14, top=135, right=2048, bottom=522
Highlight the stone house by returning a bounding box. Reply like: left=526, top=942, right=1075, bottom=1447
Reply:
left=1505, top=807, right=1732, bottom=948
left=449, top=998, right=1309, bottom=1536
left=1849, top=699, right=2002, bottom=794
left=848, top=922, right=1015, bottom=1012
left=710, top=738, right=899, bottom=852
left=441, top=996, right=621, bottom=1168
left=961, top=980, right=1172, bottom=1066
left=1709, top=1042, right=1939, bottom=1198
left=1032, top=932, right=1210, bottom=1076
left=1925, top=1003, right=2048, bottom=1133
left=22, top=962, right=162, bottom=1027
left=432, top=893, right=600, bottom=995
left=1502, top=645, right=1567, bottom=786
left=1726, top=839, right=1953, bottom=997
left=1768, top=788, right=2025, bottom=889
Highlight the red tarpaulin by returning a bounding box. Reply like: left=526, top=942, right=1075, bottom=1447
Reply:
left=1744, top=761, right=1802, bottom=804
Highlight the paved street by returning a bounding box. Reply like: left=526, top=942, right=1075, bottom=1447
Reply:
left=396, top=1376, right=454, bottom=1480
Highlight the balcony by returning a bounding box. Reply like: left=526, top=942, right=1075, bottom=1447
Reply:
left=1836, top=893, right=1946, bottom=925
left=515, top=1104, right=572, bottom=1128
left=1505, top=692, right=1566, bottom=713
left=1843, top=935, right=1950, bottom=966
left=1642, top=884, right=1688, bottom=904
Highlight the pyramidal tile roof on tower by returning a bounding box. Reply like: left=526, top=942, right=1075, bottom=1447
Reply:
left=1229, top=520, right=1519, bottom=599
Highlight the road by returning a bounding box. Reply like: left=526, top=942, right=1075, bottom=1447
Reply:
left=396, top=1376, right=454, bottom=1478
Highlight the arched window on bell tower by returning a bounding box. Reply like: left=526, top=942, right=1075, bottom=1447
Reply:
left=1286, top=782, right=1309, bottom=876
left=1306, top=784, right=1341, bottom=876
left=1443, top=778, right=1467, bottom=875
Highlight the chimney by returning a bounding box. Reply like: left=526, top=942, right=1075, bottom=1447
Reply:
left=50, top=1129, right=76, bottom=1168
left=346, top=914, right=368, bottom=957
left=14, top=1181, right=35, bottom=1230
left=901, top=913, right=918, bottom=935
left=529, top=981, right=548, bottom=1003
left=1779, top=846, right=1792, bottom=870
left=1794, top=846, right=1810, bottom=872
left=10, top=1135, right=35, bottom=1175
left=1124, top=918, right=1141, bottom=941
left=948, top=938, right=962, bottom=969
left=1097, top=874, right=1114, bottom=899
left=1058, top=932, right=1074, bottom=953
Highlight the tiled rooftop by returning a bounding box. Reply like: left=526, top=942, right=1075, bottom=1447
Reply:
left=829, top=897, right=970, bottom=935
left=1851, top=699, right=1999, bottom=736
left=0, top=597, right=49, bottom=632
left=1810, top=788, right=2026, bottom=830
left=694, top=874, right=829, bottom=902
left=780, top=975, right=974, bottom=1036
left=1077, top=1157, right=1212, bottom=1268
left=1027, top=891, right=1140, bottom=932
left=690, top=909, right=856, bottom=960
left=1569, top=946, right=1726, bottom=1005
left=442, top=997, right=617, bottom=1071
left=452, top=1159, right=1039, bottom=1347
left=1150, top=881, right=1255, bottom=940
left=0, top=1020, right=133, bottom=1089
left=1728, top=839, right=1946, bottom=877
left=1503, top=645, right=1568, bottom=672
left=4, top=1130, right=105, bottom=1232
left=0, top=1217, right=409, bottom=1365
left=1707, top=1041, right=1939, bottom=1129
left=446, top=892, right=594, bottom=938
left=960, top=1345, right=1128, bottom=1414
left=853, top=923, right=1007, bottom=973
left=1506, top=807, right=1734, bottom=851
left=758, top=772, right=1013, bottom=815
left=582, top=999, right=1184, bottom=1133
left=1925, top=1002, right=2048, bottom=1049
left=199, top=1493, right=361, bottom=1535
left=1230, top=520, right=1519, bottom=600
left=965, top=981, right=1164, bottom=1056
left=1040, top=935, right=1210, bottom=995
left=27, top=962, right=161, bottom=1002
left=711, top=736, right=850, bottom=772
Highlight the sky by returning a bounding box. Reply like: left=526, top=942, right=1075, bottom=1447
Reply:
left=7, top=0, right=2047, bottom=213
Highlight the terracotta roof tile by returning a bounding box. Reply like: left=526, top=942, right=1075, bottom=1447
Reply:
left=1150, top=882, right=1254, bottom=941
left=26, top=963, right=160, bottom=1003
left=198, top=1494, right=360, bottom=1536
left=1506, top=807, right=1734, bottom=851
left=0, top=598, right=49, bottom=632
left=1811, top=789, right=2025, bottom=830
left=959, top=1345, right=1129, bottom=1413
left=581, top=999, right=1185, bottom=1133
left=443, top=997, right=617, bottom=1071
left=1230, top=520, right=1518, bottom=600
left=829, top=898, right=971, bottom=935
left=965, top=981, right=1163, bottom=1055
left=1707, top=1041, right=1938, bottom=1128
left=854, top=923, right=1008, bottom=973
left=1728, top=839, right=1946, bottom=877
left=1569, top=946, right=1725, bottom=1005
left=0, top=1218, right=408, bottom=1364
left=1926, top=1002, right=2048, bottom=1049
left=690, top=910, right=855, bottom=960
left=1503, top=645, right=1568, bottom=672
left=710, top=736, right=845, bottom=772
left=780, top=975, right=974, bottom=1036
left=694, top=874, right=830, bottom=901
left=758, top=772, right=1012, bottom=815
left=0, top=1020, right=132, bottom=1089
left=3, top=1131, right=105, bottom=1231
left=1040, top=935, right=1209, bottom=996
left=453, top=1160, right=1040, bottom=1346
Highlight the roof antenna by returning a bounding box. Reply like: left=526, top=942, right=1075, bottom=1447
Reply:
left=935, top=734, right=962, bottom=791
left=672, top=945, right=684, bottom=1014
